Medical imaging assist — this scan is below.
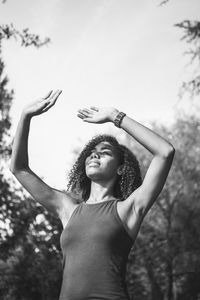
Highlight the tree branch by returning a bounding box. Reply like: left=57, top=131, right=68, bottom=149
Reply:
left=0, top=23, right=50, bottom=48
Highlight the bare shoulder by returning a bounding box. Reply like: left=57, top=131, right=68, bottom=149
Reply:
left=55, top=189, right=79, bottom=209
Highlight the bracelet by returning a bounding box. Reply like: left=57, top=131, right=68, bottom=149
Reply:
left=114, top=112, right=126, bottom=128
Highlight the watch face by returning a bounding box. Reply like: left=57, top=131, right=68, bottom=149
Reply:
left=114, top=112, right=126, bottom=127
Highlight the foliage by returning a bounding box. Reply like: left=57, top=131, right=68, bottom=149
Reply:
left=0, top=1, right=55, bottom=299
left=125, top=115, right=200, bottom=300
left=0, top=186, right=63, bottom=300
left=159, top=0, right=200, bottom=98
left=175, top=20, right=200, bottom=97
left=0, top=50, right=13, bottom=159
left=159, top=0, right=170, bottom=6
left=0, top=24, right=50, bottom=48
left=0, top=0, right=50, bottom=48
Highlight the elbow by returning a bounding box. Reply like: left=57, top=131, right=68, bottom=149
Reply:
left=164, top=145, right=175, bottom=159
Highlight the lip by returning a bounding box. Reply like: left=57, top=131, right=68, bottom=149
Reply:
left=88, top=160, right=100, bottom=166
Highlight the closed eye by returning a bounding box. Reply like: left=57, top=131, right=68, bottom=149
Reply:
left=100, top=151, right=112, bottom=156
left=88, top=150, right=112, bottom=156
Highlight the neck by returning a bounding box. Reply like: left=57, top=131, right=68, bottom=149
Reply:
left=87, top=180, right=116, bottom=203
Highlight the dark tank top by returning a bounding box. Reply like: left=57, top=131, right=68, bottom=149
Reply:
left=59, top=199, right=134, bottom=300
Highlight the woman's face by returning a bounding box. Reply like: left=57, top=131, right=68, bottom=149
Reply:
left=85, top=141, right=121, bottom=181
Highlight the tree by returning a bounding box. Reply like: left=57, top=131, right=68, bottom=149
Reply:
left=0, top=0, right=50, bottom=237
left=0, top=2, right=65, bottom=299
left=159, top=0, right=200, bottom=99
left=0, top=23, right=50, bottom=49
left=175, top=20, right=200, bottom=97
left=0, top=47, right=13, bottom=159
left=124, top=114, right=200, bottom=300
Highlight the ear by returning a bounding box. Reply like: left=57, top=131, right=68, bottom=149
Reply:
left=117, top=165, right=123, bottom=175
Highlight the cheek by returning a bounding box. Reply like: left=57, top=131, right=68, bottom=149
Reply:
left=104, top=158, right=119, bottom=172
left=85, top=157, right=90, bottom=166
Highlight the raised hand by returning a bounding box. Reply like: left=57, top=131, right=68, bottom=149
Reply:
left=77, top=106, right=119, bottom=124
left=23, top=90, right=62, bottom=118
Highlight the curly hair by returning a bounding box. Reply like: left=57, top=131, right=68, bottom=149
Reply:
left=66, top=134, right=142, bottom=202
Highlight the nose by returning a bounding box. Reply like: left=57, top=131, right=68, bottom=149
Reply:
left=90, top=151, right=99, bottom=159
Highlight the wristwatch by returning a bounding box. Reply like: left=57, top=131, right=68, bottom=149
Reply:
left=114, top=112, right=126, bottom=128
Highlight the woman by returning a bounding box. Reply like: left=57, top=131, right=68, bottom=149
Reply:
left=9, top=90, right=175, bottom=300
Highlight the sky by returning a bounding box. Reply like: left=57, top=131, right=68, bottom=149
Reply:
left=1, top=0, right=200, bottom=190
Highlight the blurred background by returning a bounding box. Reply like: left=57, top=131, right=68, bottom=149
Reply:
left=0, top=0, right=200, bottom=299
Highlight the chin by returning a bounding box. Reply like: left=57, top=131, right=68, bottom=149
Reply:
left=86, top=171, right=103, bottom=181
left=86, top=173, right=100, bottom=180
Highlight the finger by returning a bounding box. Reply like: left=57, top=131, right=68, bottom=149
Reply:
left=78, top=108, right=93, bottom=116
left=77, top=110, right=90, bottom=118
left=47, top=90, right=62, bottom=108
left=77, top=115, right=94, bottom=123
left=41, top=100, right=53, bottom=112
left=41, top=99, right=51, bottom=108
left=43, top=90, right=53, bottom=99
left=52, top=90, right=62, bottom=103
left=82, top=108, right=94, bottom=114
left=42, top=106, right=51, bottom=113
left=42, top=90, right=62, bottom=112
left=41, top=90, right=57, bottom=103
left=90, top=106, right=99, bottom=112
left=50, top=89, right=62, bottom=101
left=77, top=113, right=86, bottom=119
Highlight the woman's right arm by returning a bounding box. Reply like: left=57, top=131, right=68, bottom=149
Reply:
left=9, top=91, right=75, bottom=220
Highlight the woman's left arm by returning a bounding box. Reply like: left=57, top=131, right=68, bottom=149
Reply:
left=113, top=112, right=175, bottom=217
left=77, top=106, right=175, bottom=217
